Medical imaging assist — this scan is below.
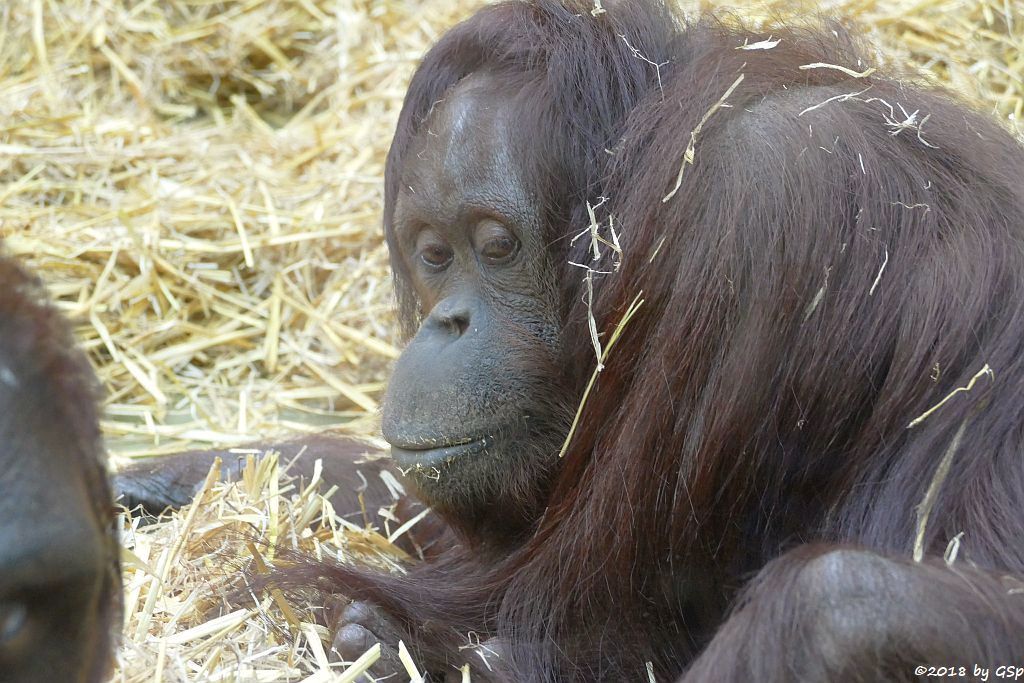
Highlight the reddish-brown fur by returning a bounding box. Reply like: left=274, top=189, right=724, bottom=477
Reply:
left=276, top=1, right=1024, bottom=680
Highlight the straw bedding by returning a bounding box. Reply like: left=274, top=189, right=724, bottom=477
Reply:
left=0, top=0, right=1019, bottom=680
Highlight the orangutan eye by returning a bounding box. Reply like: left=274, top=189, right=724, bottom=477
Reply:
left=415, top=230, right=453, bottom=271
left=0, top=602, right=29, bottom=649
left=474, top=220, right=520, bottom=264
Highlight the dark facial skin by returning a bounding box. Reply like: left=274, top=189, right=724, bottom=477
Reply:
left=0, top=352, right=112, bottom=681
left=382, top=75, right=573, bottom=540
left=113, top=76, right=578, bottom=545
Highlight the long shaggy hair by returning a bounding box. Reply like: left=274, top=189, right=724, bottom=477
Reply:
left=298, top=1, right=1024, bottom=679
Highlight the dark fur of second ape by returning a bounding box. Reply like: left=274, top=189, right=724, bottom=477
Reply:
left=0, top=255, right=121, bottom=682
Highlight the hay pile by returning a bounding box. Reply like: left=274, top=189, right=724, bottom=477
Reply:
left=117, top=451, right=424, bottom=681
left=0, top=0, right=1019, bottom=680
left=1, top=0, right=482, bottom=459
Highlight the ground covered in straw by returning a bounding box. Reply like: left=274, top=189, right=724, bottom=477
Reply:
left=0, top=0, right=1020, bottom=680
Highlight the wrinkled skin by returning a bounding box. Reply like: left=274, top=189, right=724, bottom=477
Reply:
left=0, top=261, right=118, bottom=683
left=381, top=74, right=572, bottom=540
left=116, top=77, right=571, bottom=539
left=327, top=80, right=572, bottom=677
left=114, top=74, right=569, bottom=680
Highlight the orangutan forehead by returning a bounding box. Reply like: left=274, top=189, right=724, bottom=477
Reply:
left=415, top=75, right=521, bottom=161
left=400, top=74, right=536, bottom=214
